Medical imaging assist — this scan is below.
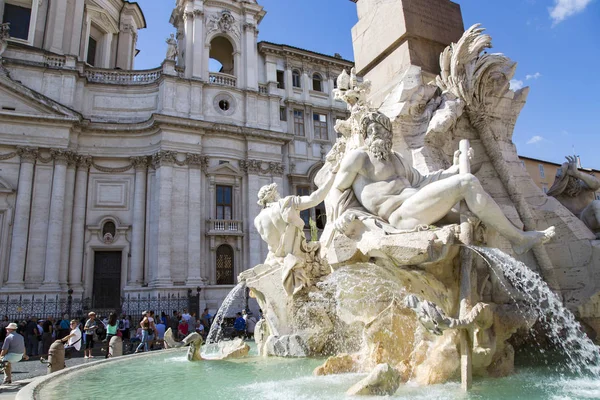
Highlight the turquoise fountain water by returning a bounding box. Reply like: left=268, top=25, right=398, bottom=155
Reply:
left=33, top=247, right=600, bottom=400
left=37, top=346, right=600, bottom=400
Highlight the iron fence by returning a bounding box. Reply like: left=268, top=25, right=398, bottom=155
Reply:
left=121, top=293, right=191, bottom=318
left=0, top=292, right=196, bottom=322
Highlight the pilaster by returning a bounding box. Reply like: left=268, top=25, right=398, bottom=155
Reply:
left=183, top=10, right=194, bottom=79
left=42, top=150, right=70, bottom=290
left=59, top=154, right=77, bottom=290
left=151, top=151, right=175, bottom=287
left=192, top=9, right=205, bottom=79
left=5, top=147, right=38, bottom=289
left=129, top=156, right=149, bottom=287
left=68, top=155, right=92, bottom=294
left=186, top=154, right=205, bottom=286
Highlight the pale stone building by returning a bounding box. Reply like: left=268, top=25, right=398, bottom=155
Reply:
left=519, top=155, right=600, bottom=199
left=0, top=0, right=352, bottom=313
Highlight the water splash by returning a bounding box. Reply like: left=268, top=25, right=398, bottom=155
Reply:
left=471, top=246, right=600, bottom=377
left=206, top=281, right=246, bottom=344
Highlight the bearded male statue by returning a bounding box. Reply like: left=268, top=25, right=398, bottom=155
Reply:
left=548, top=156, right=600, bottom=238
left=333, top=111, right=555, bottom=255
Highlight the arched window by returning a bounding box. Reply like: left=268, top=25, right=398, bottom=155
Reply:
left=102, top=221, right=116, bottom=237
left=209, top=36, right=235, bottom=75
left=216, top=245, right=234, bottom=285
left=292, top=69, right=301, bottom=88
left=312, top=73, right=323, bottom=92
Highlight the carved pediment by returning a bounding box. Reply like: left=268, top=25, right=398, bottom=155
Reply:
left=0, top=176, right=13, bottom=194
left=206, top=162, right=242, bottom=176
left=0, top=75, right=81, bottom=120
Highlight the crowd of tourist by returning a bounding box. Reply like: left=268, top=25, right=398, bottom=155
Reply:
left=0, top=306, right=261, bottom=384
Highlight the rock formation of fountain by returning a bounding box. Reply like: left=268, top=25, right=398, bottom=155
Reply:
left=234, top=25, right=600, bottom=392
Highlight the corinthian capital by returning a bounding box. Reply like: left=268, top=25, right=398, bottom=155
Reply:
left=152, top=151, right=177, bottom=168
left=130, top=156, right=150, bottom=170
left=16, top=147, right=38, bottom=164
left=186, top=154, right=209, bottom=171
left=50, top=149, right=72, bottom=165
left=76, top=155, right=92, bottom=169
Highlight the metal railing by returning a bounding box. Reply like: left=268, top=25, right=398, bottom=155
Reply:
left=0, top=292, right=195, bottom=321
left=84, top=67, right=162, bottom=85
left=208, top=72, right=236, bottom=87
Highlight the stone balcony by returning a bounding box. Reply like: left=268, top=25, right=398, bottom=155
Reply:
left=84, top=67, right=163, bottom=85
left=208, top=72, right=237, bottom=87
left=206, top=219, right=244, bottom=236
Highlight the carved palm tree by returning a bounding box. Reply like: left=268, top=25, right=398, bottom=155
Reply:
left=436, top=24, right=554, bottom=274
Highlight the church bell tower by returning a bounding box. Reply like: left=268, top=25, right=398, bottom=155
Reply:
left=170, top=0, right=266, bottom=90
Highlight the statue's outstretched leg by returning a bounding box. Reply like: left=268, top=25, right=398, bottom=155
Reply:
left=389, top=173, right=555, bottom=254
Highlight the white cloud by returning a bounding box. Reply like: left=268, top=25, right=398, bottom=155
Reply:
left=510, top=79, right=524, bottom=90
left=526, top=72, right=542, bottom=80
left=549, top=0, right=593, bottom=25
left=527, top=135, right=545, bottom=144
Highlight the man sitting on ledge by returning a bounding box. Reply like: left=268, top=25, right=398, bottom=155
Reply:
left=334, top=111, right=554, bottom=255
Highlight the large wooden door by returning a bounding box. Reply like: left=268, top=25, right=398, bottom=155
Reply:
left=92, top=251, right=122, bottom=309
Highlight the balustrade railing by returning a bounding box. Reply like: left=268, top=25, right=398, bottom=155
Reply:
left=258, top=84, right=268, bottom=95
left=44, top=55, right=65, bottom=68
left=84, top=67, right=162, bottom=85
left=207, top=219, right=243, bottom=234
left=209, top=72, right=236, bottom=87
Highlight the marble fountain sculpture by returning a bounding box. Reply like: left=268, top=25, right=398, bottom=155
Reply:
left=236, top=24, right=600, bottom=394
left=18, top=24, right=600, bottom=400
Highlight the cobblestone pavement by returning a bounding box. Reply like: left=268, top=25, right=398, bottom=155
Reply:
left=0, top=342, right=162, bottom=399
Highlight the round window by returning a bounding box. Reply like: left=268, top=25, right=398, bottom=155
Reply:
left=219, top=100, right=230, bottom=111
left=213, top=93, right=236, bottom=116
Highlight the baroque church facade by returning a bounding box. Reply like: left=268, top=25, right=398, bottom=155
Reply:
left=0, top=0, right=352, bottom=312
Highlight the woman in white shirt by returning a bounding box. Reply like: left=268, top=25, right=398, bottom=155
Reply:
left=60, top=320, right=82, bottom=359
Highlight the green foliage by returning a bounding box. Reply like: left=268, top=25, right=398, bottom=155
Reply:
left=309, top=218, right=318, bottom=242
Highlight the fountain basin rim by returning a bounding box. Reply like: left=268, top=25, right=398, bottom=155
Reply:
left=16, top=348, right=186, bottom=400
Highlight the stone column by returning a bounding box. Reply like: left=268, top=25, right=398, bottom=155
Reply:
left=102, top=32, right=113, bottom=68
left=5, top=147, right=38, bottom=288
left=151, top=151, right=175, bottom=287
left=302, top=67, right=311, bottom=102
left=59, top=155, right=77, bottom=290
left=207, top=175, right=216, bottom=284
left=186, top=154, right=204, bottom=286
left=191, top=9, right=204, bottom=79
left=42, top=150, right=70, bottom=290
left=284, top=62, right=293, bottom=98
left=183, top=11, right=194, bottom=79
left=129, top=156, right=148, bottom=287
left=116, top=23, right=135, bottom=70
left=45, top=0, right=68, bottom=54
left=68, top=0, right=85, bottom=56
left=68, top=156, right=91, bottom=293
left=243, top=24, right=258, bottom=90
left=245, top=171, right=263, bottom=269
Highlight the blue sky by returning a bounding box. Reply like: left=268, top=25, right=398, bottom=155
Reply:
left=134, top=0, right=600, bottom=169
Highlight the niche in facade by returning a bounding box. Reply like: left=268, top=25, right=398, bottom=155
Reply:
left=209, top=36, right=234, bottom=75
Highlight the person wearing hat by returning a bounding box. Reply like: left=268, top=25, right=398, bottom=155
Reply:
left=83, top=312, right=98, bottom=359
left=0, top=322, right=28, bottom=384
